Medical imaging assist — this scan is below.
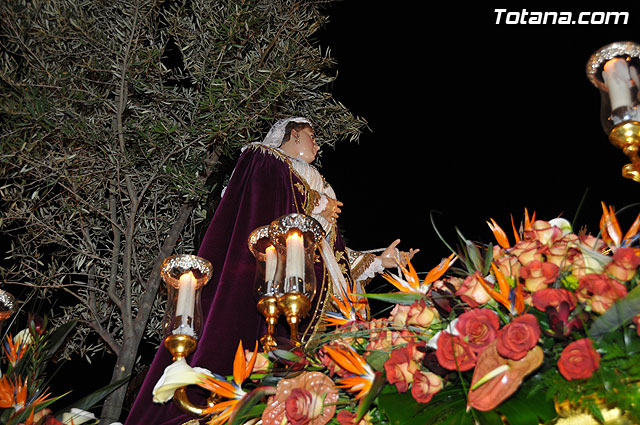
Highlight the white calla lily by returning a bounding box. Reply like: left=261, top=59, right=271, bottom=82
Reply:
left=62, top=408, right=97, bottom=425
left=152, top=358, right=213, bottom=403
left=549, top=218, right=573, bottom=235
left=13, top=328, right=33, bottom=347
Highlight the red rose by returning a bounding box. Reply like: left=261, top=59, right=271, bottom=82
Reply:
left=577, top=273, right=628, bottom=314
left=531, top=288, right=576, bottom=312
left=435, top=331, right=477, bottom=371
left=557, top=338, right=600, bottom=381
left=496, top=314, right=540, bottom=360
left=336, top=410, right=371, bottom=425
left=605, top=247, right=640, bottom=281
left=455, top=309, right=500, bottom=354
left=383, top=344, right=421, bottom=393
left=410, top=370, right=443, bottom=403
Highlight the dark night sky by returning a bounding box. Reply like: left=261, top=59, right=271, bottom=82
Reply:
left=317, top=4, right=640, bottom=272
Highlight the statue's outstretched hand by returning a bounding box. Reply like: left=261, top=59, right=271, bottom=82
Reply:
left=378, top=239, right=420, bottom=268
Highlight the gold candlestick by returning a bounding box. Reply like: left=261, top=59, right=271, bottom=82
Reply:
left=256, top=295, right=280, bottom=351
left=276, top=291, right=311, bottom=344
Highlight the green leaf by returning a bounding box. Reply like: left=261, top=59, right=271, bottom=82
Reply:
left=55, top=374, right=130, bottom=416
left=44, top=320, right=77, bottom=361
left=589, top=285, right=640, bottom=340
left=355, top=372, right=386, bottom=422
left=363, top=292, right=425, bottom=305
left=229, top=386, right=276, bottom=425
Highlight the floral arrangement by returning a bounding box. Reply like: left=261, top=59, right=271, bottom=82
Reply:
left=155, top=202, right=640, bottom=425
left=0, top=313, right=102, bottom=425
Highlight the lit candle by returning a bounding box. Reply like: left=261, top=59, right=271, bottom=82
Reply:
left=285, top=232, right=304, bottom=280
left=175, top=271, right=196, bottom=319
left=265, top=245, right=277, bottom=283
left=603, top=58, right=633, bottom=110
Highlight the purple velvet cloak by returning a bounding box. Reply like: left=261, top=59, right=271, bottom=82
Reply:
left=124, top=145, right=347, bottom=425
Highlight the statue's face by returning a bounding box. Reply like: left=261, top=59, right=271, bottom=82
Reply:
left=292, top=127, right=319, bottom=163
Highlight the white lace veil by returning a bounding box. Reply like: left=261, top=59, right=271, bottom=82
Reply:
left=260, top=117, right=311, bottom=147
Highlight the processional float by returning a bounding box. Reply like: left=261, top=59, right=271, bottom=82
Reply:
left=160, top=213, right=324, bottom=414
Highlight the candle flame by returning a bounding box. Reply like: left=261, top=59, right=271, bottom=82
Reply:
left=178, top=271, right=196, bottom=287
left=286, top=231, right=303, bottom=243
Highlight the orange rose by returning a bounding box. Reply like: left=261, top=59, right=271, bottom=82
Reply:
left=435, top=331, right=476, bottom=371
left=410, top=370, right=443, bottom=403
left=406, top=299, right=439, bottom=328
left=455, top=308, right=500, bottom=354
left=384, top=343, right=422, bottom=392
left=519, top=260, right=559, bottom=292
left=605, top=247, right=640, bottom=282
left=557, top=338, right=600, bottom=381
left=456, top=273, right=491, bottom=307
left=388, top=304, right=411, bottom=326
left=496, top=314, right=540, bottom=361
left=508, top=239, right=543, bottom=265
left=577, top=273, right=628, bottom=314
left=525, top=220, right=563, bottom=245
left=531, top=288, right=576, bottom=312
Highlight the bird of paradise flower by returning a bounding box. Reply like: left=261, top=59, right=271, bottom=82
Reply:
left=381, top=253, right=457, bottom=294
left=599, top=201, right=640, bottom=249
left=196, top=340, right=277, bottom=425
left=321, top=277, right=369, bottom=327
left=323, top=344, right=378, bottom=400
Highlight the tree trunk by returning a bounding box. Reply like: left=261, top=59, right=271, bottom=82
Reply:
left=99, top=343, right=138, bottom=425
left=99, top=203, right=196, bottom=424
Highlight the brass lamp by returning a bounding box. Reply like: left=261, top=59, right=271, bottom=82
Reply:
left=587, top=41, right=640, bottom=182
left=160, top=254, right=214, bottom=415
left=249, top=225, right=282, bottom=352
left=268, top=213, right=324, bottom=344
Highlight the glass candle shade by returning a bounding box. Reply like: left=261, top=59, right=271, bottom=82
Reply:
left=248, top=225, right=281, bottom=298
left=268, top=213, right=325, bottom=300
left=0, top=289, right=16, bottom=323
left=161, top=254, right=212, bottom=340
left=587, top=41, right=640, bottom=182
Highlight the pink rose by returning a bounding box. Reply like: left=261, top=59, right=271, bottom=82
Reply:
left=557, top=338, right=600, bottom=381
left=577, top=273, right=628, bottom=314
left=456, top=273, right=492, bottom=307
left=519, top=260, right=559, bottom=292
left=605, top=247, right=640, bottom=282
left=496, top=314, right=540, bottom=360
left=455, top=308, right=500, bottom=354
left=435, top=331, right=477, bottom=371
left=410, top=370, right=443, bottom=403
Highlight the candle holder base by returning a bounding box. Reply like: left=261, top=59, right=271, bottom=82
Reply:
left=163, top=334, right=197, bottom=361
left=277, top=292, right=311, bottom=345
left=609, top=121, right=640, bottom=182
left=173, top=387, right=221, bottom=416
left=257, top=295, right=280, bottom=352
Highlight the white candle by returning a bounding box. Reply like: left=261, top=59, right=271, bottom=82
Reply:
left=175, top=271, right=196, bottom=319
left=285, top=232, right=304, bottom=280
left=265, top=245, right=277, bottom=283
left=603, top=58, right=633, bottom=110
